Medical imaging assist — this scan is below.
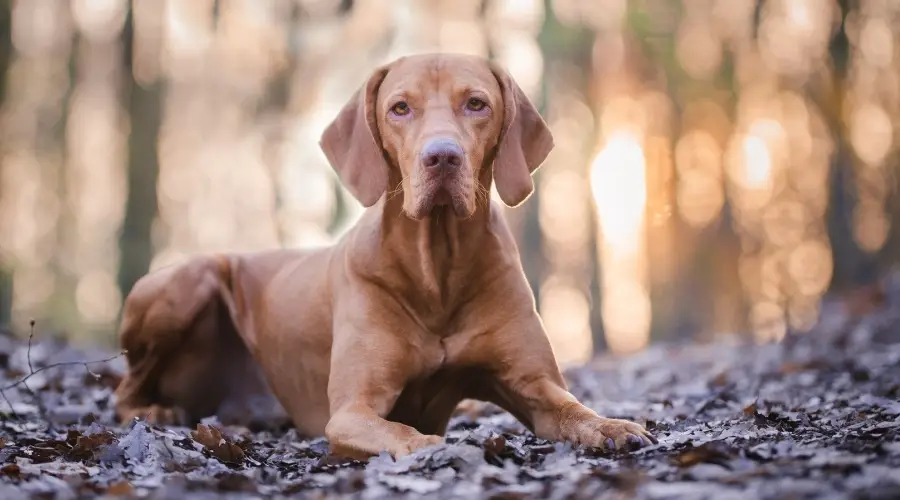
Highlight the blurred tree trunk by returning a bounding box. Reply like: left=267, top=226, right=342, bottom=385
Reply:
left=261, top=1, right=300, bottom=244
left=46, top=5, right=78, bottom=332
left=880, top=163, right=900, bottom=270
left=0, top=0, right=12, bottom=326
left=820, top=0, right=880, bottom=292
left=536, top=0, right=600, bottom=348
left=117, top=3, right=162, bottom=298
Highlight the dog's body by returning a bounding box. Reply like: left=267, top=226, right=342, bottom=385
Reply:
left=114, top=54, right=655, bottom=459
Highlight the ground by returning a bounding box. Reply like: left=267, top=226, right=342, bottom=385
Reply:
left=0, top=278, right=898, bottom=499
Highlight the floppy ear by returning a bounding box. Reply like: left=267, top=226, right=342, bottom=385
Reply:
left=490, top=64, right=554, bottom=207
left=319, top=64, right=392, bottom=207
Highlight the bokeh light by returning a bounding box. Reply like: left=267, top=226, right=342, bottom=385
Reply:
left=0, top=0, right=897, bottom=359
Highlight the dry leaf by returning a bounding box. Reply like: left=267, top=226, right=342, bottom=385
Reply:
left=743, top=401, right=758, bottom=416
left=0, top=464, right=20, bottom=478
left=106, top=481, right=134, bottom=496
left=191, top=424, right=245, bottom=464
left=671, top=443, right=733, bottom=468
left=484, top=433, right=506, bottom=459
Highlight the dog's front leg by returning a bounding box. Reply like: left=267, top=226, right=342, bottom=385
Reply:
left=324, top=322, right=441, bottom=460
left=475, top=313, right=657, bottom=451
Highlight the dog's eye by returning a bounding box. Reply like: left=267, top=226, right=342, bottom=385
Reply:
left=466, top=98, right=487, bottom=112
left=390, top=102, right=410, bottom=116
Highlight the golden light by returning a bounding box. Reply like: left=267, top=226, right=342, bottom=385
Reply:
left=675, top=18, right=722, bottom=80
left=590, top=131, right=647, bottom=252
left=0, top=0, right=888, bottom=350
left=539, top=170, right=591, bottom=247
left=853, top=201, right=890, bottom=253
left=590, top=130, right=651, bottom=355
left=725, top=118, right=785, bottom=219
left=75, top=271, right=121, bottom=325
left=675, top=130, right=724, bottom=228
left=601, top=281, right=652, bottom=354
left=163, top=0, right=214, bottom=60
left=859, top=17, right=894, bottom=68
left=850, top=102, right=893, bottom=166
left=71, top=0, right=127, bottom=42
left=539, top=281, right=592, bottom=367
left=750, top=300, right=786, bottom=342
left=784, top=0, right=814, bottom=34
left=492, top=33, right=544, bottom=99
left=756, top=0, right=836, bottom=78
left=761, top=200, right=807, bottom=248
left=787, top=239, right=833, bottom=296
left=739, top=135, right=773, bottom=190
left=788, top=298, right=820, bottom=331
left=439, top=21, right=486, bottom=55
left=535, top=87, right=595, bottom=365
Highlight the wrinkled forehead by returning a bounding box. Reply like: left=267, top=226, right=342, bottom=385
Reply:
left=377, top=55, right=501, bottom=105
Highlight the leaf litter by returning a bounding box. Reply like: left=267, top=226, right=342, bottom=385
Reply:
left=0, top=274, right=899, bottom=498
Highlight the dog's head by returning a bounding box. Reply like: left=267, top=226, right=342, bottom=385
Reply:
left=320, top=53, right=554, bottom=219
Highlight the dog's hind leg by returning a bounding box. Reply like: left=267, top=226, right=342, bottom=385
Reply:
left=113, top=256, right=256, bottom=426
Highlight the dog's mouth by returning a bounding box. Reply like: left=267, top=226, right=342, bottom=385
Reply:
left=412, top=175, right=473, bottom=219
left=423, top=185, right=468, bottom=216
left=433, top=188, right=452, bottom=206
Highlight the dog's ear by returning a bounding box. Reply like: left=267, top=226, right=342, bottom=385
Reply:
left=319, top=64, right=392, bottom=207
left=489, top=63, right=554, bottom=207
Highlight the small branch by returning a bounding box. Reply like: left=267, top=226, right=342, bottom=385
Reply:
left=26, top=319, right=35, bottom=374
left=1, top=350, right=127, bottom=393
left=0, top=319, right=126, bottom=423
left=22, top=319, right=48, bottom=423
left=0, top=388, right=18, bottom=420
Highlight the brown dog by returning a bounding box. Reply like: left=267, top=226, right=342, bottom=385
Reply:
left=113, top=53, right=656, bottom=459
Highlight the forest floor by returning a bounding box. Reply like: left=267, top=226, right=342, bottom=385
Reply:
left=0, top=276, right=899, bottom=499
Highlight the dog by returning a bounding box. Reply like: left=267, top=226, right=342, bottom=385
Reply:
left=113, top=53, right=656, bottom=459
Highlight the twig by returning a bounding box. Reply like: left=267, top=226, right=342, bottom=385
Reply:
left=0, top=387, right=18, bottom=421
left=26, top=319, right=35, bottom=374
left=1, top=351, right=127, bottom=392
left=21, top=319, right=48, bottom=424
left=0, top=319, right=127, bottom=423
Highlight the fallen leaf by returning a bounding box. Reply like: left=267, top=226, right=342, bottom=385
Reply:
left=191, top=424, right=245, bottom=464
left=106, top=481, right=133, bottom=496
left=484, top=433, right=506, bottom=460
left=743, top=401, right=758, bottom=416
left=671, top=442, right=734, bottom=468
left=0, top=464, right=20, bottom=478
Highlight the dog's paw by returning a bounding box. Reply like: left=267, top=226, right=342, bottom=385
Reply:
left=571, top=416, right=657, bottom=451
left=394, top=433, right=442, bottom=458
left=120, top=405, right=188, bottom=426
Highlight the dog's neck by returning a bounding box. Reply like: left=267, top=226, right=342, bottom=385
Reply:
left=376, top=172, right=495, bottom=315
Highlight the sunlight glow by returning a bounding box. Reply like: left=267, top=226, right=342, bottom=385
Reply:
left=740, top=135, right=772, bottom=190
left=590, top=132, right=647, bottom=252
left=590, top=131, right=651, bottom=354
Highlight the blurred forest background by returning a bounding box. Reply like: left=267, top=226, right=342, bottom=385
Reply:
left=0, top=0, right=898, bottom=366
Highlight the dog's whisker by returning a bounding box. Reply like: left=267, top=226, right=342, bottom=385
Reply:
left=386, top=174, right=412, bottom=202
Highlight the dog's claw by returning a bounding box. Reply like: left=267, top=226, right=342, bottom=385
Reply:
left=626, top=435, right=643, bottom=449
left=578, top=417, right=657, bottom=452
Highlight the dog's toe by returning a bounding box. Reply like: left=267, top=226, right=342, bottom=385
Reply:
left=393, top=433, right=443, bottom=458
left=587, top=417, right=656, bottom=451
left=122, top=404, right=188, bottom=427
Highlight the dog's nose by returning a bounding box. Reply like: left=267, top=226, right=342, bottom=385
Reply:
left=421, top=139, right=464, bottom=169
